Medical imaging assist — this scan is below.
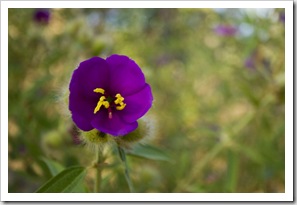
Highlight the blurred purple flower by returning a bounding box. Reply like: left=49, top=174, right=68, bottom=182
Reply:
left=69, top=125, right=82, bottom=145
left=214, top=25, right=237, bottom=36
left=262, top=58, right=271, bottom=74
left=244, top=50, right=271, bottom=73
left=33, top=9, right=51, bottom=24
left=69, top=55, right=153, bottom=136
left=244, top=55, right=256, bottom=70
left=279, top=11, right=285, bottom=24
left=18, top=145, right=26, bottom=155
left=155, top=54, right=173, bottom=67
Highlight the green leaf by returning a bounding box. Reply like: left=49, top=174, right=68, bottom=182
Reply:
left=40, top=157, right=65, bottom=177
left=36, top=166, right=87, bottom=193
left=117, top=146, right=134, bottom=193
left=233, top=144, right=263, bottom=164
left=71, top=181, right=89, bottom=193
left=225, top=150, right=238, bottom=192
left=127, top=143, right=172, bottom=162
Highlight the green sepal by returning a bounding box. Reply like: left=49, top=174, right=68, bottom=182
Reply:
left=81, top=129, right=112, bottom=145
left=116, top=119, right=150, bottom=148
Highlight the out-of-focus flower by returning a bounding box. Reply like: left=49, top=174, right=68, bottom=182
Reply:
left=18, top=145, right=26, bottom=155
left=244, top=49, right=259, bottom=70
left=69, top=55, right=153, bottom=136
left=279, top=11, right=285, bottom=24
left=244, top=55, right=256, bottom=70
left=155, top=54, right=172, bottom=67
left=33, top=9, right=51, bottom=24
left=68, top=124, right=82, bottom=145
left=244, top=49, right=271, bottom=73
left=213, top=25, right=237, bottom=36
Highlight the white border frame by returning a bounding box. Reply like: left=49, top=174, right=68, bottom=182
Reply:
left=1, top=1, right=293, bottom=202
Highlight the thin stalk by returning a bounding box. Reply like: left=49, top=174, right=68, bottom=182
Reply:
left=94, top=145, right=103, bottom=193
left=118, top=146, right=135, bottom=193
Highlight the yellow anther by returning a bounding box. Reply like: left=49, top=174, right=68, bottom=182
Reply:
left=114, top=93, right=125, bottom=104
left=116, top=104, right=126, bottom=110
left=94, top=92, right=126, bottom=114
left=115, top=93, right=124, bottom=99
left=93, top=88, right=105, bottom=94
left=114, top=93, right=126, bottom=110
left=116, top=102, right=126, bottom=110
left=94, top=101, right=103, bottom=114
left=102, top=101, right=110, bottom=109
left=114, top=98, right=123, bottom=104
left=94, top=96, right=110, bottom=114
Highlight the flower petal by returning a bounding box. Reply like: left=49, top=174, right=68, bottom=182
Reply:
left=71, top=112, right=94, bottom=131
left=120, top=84, right=153, bottom=123
left=69, top=57, right=110, bottom=131
left=106, top=54, right=146, bottom=96
left=69, top=93, right=96, bottom=131
left=69, top=57, right=110, bottom=98
left=91, top=111, right=138, bottom=136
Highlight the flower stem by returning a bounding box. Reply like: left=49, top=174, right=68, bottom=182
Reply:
left=117, top=146, right=134, bottom=193
left=94, top=145, right=103, bottom=193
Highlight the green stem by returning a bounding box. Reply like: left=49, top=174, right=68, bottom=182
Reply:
left=118, top=146, right=134, bottom=193
left=94, top=145, right=103, bottom=193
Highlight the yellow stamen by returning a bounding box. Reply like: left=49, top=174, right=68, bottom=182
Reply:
left=116, top=102, right=126, bottom=110
left=102, top=101, right=109, bottom=109
left=114, top=93, right=126, bottom=110
left=94, top=96, right=110, bottom=114
left=93, top=88, right=105, bottom=94
left=93, top=90, right=126, bottom=115
left=115, top=94, right=124, bottom=102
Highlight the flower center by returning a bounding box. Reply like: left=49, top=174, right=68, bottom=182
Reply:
left=93, top=88, right=126, bottom=119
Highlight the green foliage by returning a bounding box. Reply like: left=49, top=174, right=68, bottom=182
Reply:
left=8, top=8, right=285, bottom=193
left=117, top=146, right=135, bottom=192
left=40, top=157, right=65, bottom=177
left=127, top=143, right=172, bottom=163
left=36, top=166, right=87, bottom=193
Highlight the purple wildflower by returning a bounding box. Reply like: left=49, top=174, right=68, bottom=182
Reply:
left=214, top=25, right=237, bottom=36
left=244, top=55, right=256, bottom=69
left=18, top=145, right=26, bottom=155
left=69, top=125, right=82, bottom=145
left=279, top=11, right=285, bottom=24
left=33, top=9, right=51, bottom=24
left=69, top=55, right=153, bottom=136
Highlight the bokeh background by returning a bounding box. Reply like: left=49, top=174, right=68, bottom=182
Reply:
left=8, top=8, right=285, bottom=193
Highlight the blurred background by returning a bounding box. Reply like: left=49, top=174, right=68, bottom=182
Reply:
left=8, top=8, right=285, bottom=193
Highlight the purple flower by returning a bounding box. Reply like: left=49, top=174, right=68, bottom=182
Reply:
left=244, top=55, right=256, bottom=69
left=69, top=55, right=153, bottom=136
left=214, top=25, right=237, bottom=36
left=69, top=124, right=82, bottom=145
left=33, top=9, right=51, bottom=24
left=279, top=11, right=285, bottom=24
left=18, top=145, right=26, bottom=155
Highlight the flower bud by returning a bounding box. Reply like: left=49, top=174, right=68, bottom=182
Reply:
left=80, top=129, right=113, bottom=151
left=116, top=116, right=156, bottom=149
